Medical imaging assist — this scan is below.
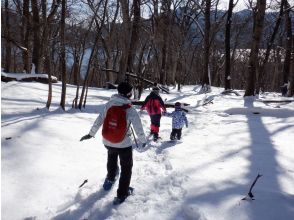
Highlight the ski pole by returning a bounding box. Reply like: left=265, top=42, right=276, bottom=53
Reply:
left=130, top=126, right=139, bottom=148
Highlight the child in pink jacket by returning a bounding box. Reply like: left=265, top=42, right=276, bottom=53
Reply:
left=141, top=86, right=166, bottom=141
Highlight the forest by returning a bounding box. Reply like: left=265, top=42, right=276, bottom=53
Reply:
left=2, top=1, right=294, bottom=218
left=1, top=0, right=294, bottom=110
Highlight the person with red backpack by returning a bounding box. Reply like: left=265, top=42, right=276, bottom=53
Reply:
left=80, top=82, right=147, bottom=205
left=140, top=86, right=166, bottom=141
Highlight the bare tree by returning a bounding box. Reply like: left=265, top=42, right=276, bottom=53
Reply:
left=44, top=0, right=61, bottom=109
left=224, top=0, right=235, bottom=90
left=283, top=0, right=293, bottom=89
left=78, top=34, right=100, bottom=110
left=127, top=0, right=141, bottom=73
left=256, top=0, right=285, bottom=94
left=77, top=0, right=109, bottom=109
left=100, top=0, right=120, bottom=84
left=244, top=0, right=267, bottom=96
left=60, top=0, right=67, bottom=110
left=31, top=0, right=42, bottom=73
left=22, top=0, right=30, bottom=73
left=202, top=0, right=211, bottom=90
left=4, top=0, right=12, bottom=73
left=117, top=0, right=131, bottom=82
left=159, top=0, right=171, bottom=85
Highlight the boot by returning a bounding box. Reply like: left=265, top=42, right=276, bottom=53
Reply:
left=153, top=133, right=159, bottom=141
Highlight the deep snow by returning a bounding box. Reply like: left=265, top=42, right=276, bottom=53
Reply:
left=1, top=80, right=294, bottom=220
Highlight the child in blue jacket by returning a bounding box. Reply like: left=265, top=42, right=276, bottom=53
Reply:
left=164, top=102, right=188, bottom=140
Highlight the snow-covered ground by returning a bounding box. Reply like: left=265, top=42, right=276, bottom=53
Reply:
left=2, top=80, right=294, bottom=220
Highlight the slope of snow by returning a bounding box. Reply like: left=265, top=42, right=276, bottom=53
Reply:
left=1, top=81, right=294, bottom=220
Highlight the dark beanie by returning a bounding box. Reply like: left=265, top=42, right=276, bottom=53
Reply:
left=117, top=82, right=133, bottom=96
left=175, top=102, right=181, bottom=109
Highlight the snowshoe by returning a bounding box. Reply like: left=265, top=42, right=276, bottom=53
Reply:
left=103, top=169, right=119, bottom=191
left=153, top=133, right=159, bottom=141
left=113, top=187, right=134, bottom=205
left=170, top=136, right=176, bottom=141
left=103, top=178, right=114, bottom=191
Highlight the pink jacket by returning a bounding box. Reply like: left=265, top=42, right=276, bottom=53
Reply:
left=141, top=92, right=166, bottom=115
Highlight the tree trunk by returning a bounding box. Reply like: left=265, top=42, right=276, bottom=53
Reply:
left=224, top=0, right=234, bottom=90
left=78, top=35, right=99, bottom=110
left=202, top=0, right=211, bottom=87
left=244, top=0, right=266, bottom=96
left=73, top=16, right=96, bottom=108
left=159, top=0, right=170, bottom=85
left=44, top=0, right=61, bottom=109
left=289, top=54, right=294, bottom=96
left=126, top=0, right=140, bottom=73
left=31, top=0, right=41, bottom=73
left=283, top=0, right=292, bottom=86
left=256, top=0, right=285, bottom=94
left=4, top=0, right=12, bottom=73
left=118, top=0, right=131, bottom=82
left=60, top=0, right=67, bottom=110
left=22, top=0, right=30, bottom=73
left=45, top=51, right=53, bottom=109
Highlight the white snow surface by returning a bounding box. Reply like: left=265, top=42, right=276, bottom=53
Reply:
left=1, top=72, right=57, bottom=81
left=1, top=81, right=294, bottom=220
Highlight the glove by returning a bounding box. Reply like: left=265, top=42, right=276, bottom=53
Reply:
left=141, top=143, right=146, bottom=148
left=80, top=134, right=93, bottom=141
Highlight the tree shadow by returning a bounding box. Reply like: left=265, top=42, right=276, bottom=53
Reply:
left=170, top=98, right=294, bottom=219
left=1, top=102, right=106, bottom=129
left=53, top=188, right=113, bottom=220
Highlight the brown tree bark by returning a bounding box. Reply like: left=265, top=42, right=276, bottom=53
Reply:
left=60, top=0, right=67, bottom=110
left=244, top=0, right=266, bottom=96
left=224, top=0, right=234, bottom=90
left=202, top=0, right=211, bottom=88
left=44, top=0, right=61, bottom=109
left=78, top=35, right=100, bottom=110
left=118, top=0, right=131, bottom=83
left=256, top=0, right=285, bottom=94
left=283, top=0, right=292, bottom=86
left=22, top=0, right=30, bottom=73
left=4, top=0, right=12, bottom=73
left=159, top=0, right=171, bottom=85
left=31, top=0, right=41, bottom=73
left=126, top=0, right=141, bottom=73
left=100, top=0, right=119, bottom=84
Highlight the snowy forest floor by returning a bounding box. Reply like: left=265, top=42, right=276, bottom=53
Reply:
left=2, top=81, right=294, bottom=220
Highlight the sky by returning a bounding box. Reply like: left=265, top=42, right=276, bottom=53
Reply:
left=220, top=0, right=248, bottom=11
left=1, top=73, right=294, bottom=220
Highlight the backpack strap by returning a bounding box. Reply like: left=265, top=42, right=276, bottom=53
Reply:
left=122, top=104, right=132, bottom=139
left=122, top=104, right=132, bottom=109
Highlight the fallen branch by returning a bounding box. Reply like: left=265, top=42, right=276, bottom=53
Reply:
left=221, top=89, right=241, bottom=96
left=79, top=179, right=88, bottom=188
left=131, top=101, right=189, bottom=112
left=257, top=99, right=294, bottom=103
left=242, top=173, right=262, bottom=200
left=101, top=68, right=169, bottom=93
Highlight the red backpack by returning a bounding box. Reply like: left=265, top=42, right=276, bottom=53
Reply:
left=102, top=104, right=131, bottom=143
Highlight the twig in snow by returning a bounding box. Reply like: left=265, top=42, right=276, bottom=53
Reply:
left=79, top=179, right=88, bottom=188
left=242, top=173, right=262, bottom=200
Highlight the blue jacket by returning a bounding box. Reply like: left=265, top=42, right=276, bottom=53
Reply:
left=165, top=109, right=188, bottom=129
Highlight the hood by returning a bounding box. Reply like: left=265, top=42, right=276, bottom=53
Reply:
left=108, top=94, right=132, bottom=106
